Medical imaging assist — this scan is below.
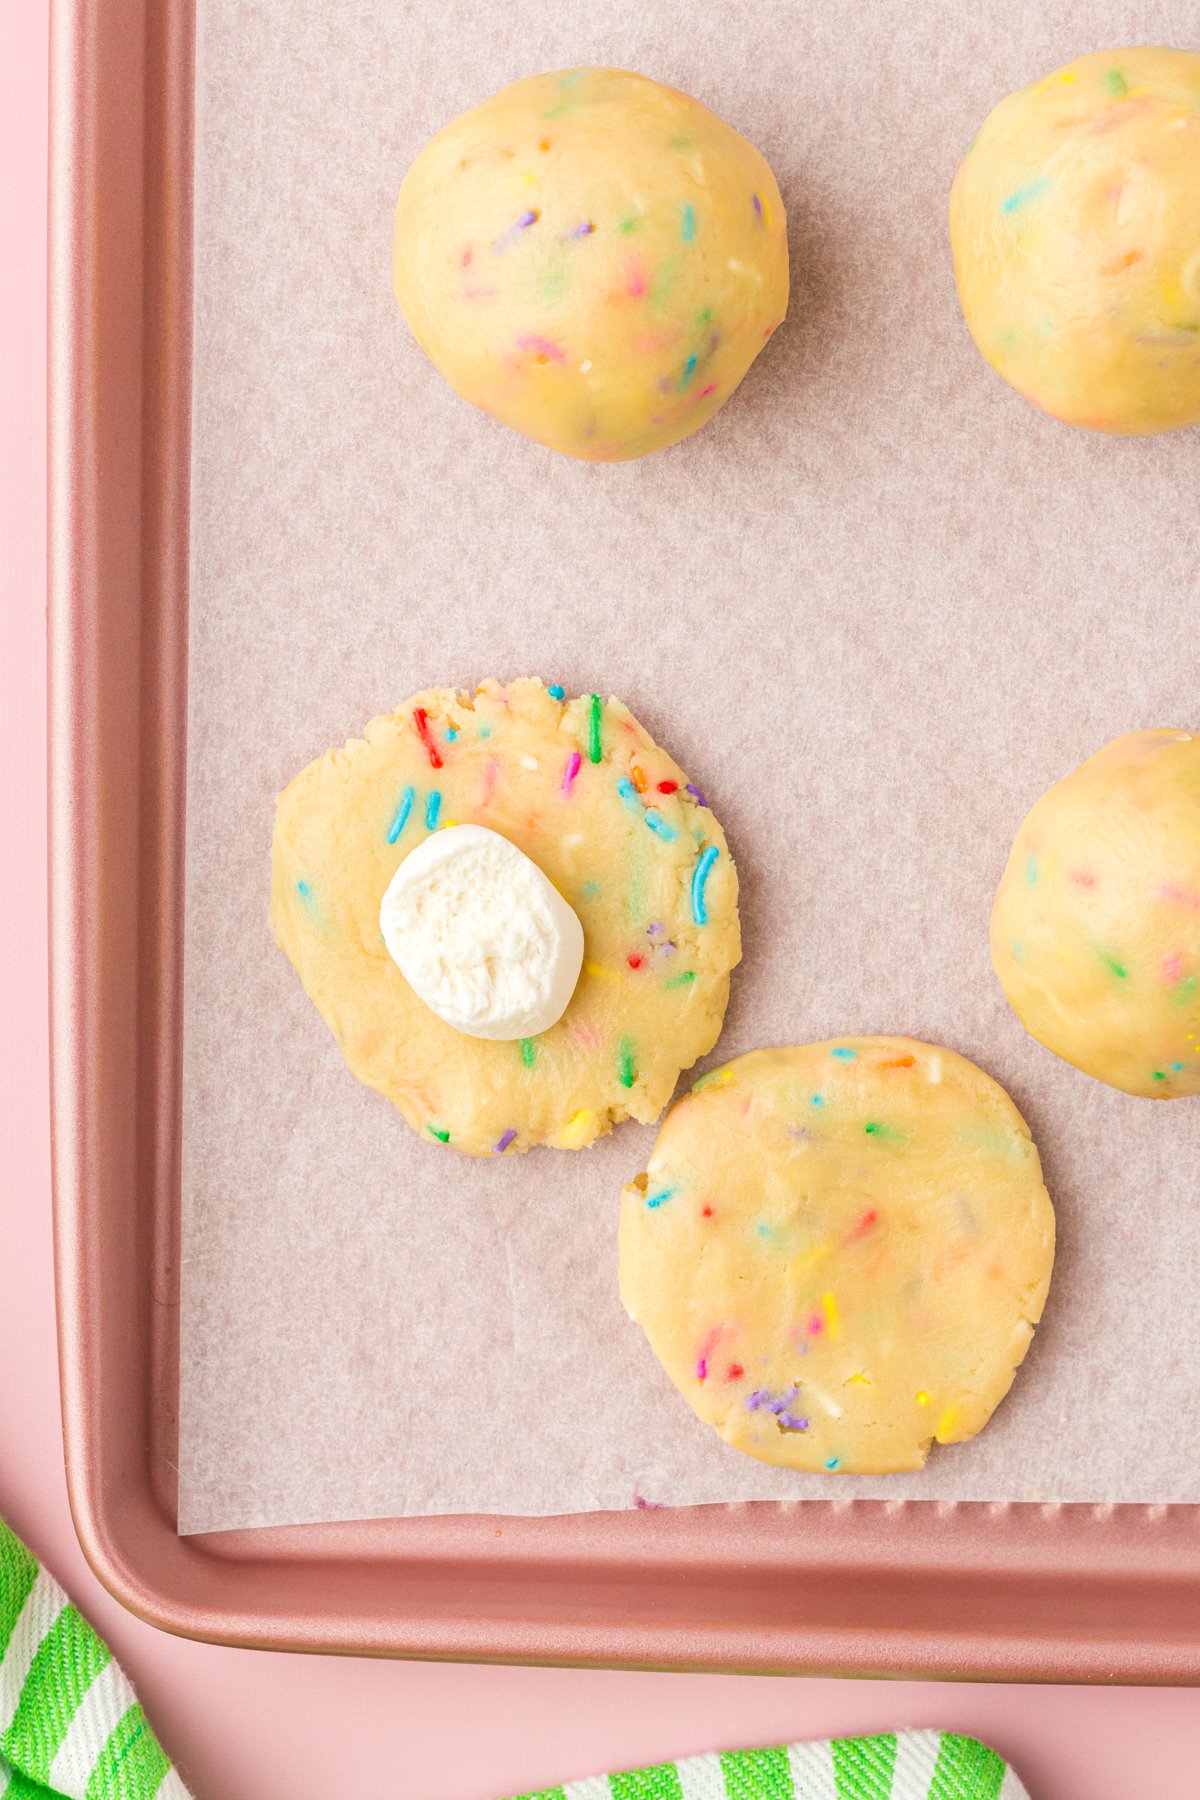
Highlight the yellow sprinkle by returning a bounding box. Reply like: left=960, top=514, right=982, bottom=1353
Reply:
left=937, top=1408, right=957, bottom=1436
left=915, top=1390, right=930, bottom=1406
left=790, top=1242, right=832, bottom=1278
left=821, top=1291, right=839, bottom=1340
left=584, top=960, right=619, bottom=983
left=758, top=192, right=773, bottom=229
left=555, top=1109, right=596, bottom=1148
left=1060, top=70, right=1077, bottom=82
left=438, top=818, right=460, bottom=829
left=847, top=1372, right=871, bottom=1387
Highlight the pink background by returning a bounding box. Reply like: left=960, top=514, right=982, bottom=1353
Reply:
left=3, top=5, right=1199, bottom=1794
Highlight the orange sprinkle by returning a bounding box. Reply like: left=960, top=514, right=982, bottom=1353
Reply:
left=877, top=1055, right=914, bottom=1070
left=630, top=765, right=648, bottom=793
left=1101, top=249, right=1143, bottom=276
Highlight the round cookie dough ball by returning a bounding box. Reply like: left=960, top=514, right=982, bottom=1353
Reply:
left=271, top=679, right=740, bottom=1155
left=991, top=730, right=1200, bottom=1097
left=950, top=47, right=1200, bottom=434
left=393, top=68, right=788, bottom=460
left=619, top=1040, right=1054, bottom=1475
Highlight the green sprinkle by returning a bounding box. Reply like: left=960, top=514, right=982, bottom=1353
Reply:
left=665, top=969, right=696, bottom=989
left=864, top=1120, right=904, bottom=1143
left=667, top=135, right=691, bottom=149
left=1175, top=976, right=1197, bottom=1005
left=1152, top=1070, right=1167, bottom=1082
left=650, top=260, right=680, bottom=308
left=588, top=693, right=603, bottom=762
left=520, top=1037, right=537, bottom=1068
left=427, top=1125, right=450, bottom=1143
left=618, top=215, right=641, bottom=235
left=697, top=306, right=713, bottom=325
left=1104, top=69, right=1128, bottom=97
left=537, top=261, right=568, bottom=304
left=1098, top=949, right=1128, bottom=980
left=617, top=1038, right=637, bottom=1088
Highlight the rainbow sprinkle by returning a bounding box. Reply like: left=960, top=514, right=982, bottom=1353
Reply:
left=425, top=790, right=442, bottom=830
left=646, top=1186, right=675, bottom=1209
left=679, top=354, right=698, bottom=391
left=562, top=750, right=582, bottom=795
left=617, top=1038, right=637, bottom=1087
left=645, top=810, right=677, bottom=842
left=664, top=969, right=695, bottom=989
left=494, top=1128, right=517, bottom=1154
left=387, top=785, right=415, bottom=843
left=588, top=694, right=603, bottom=763
left=566, top=221, right=595, bottom=238
left=427, top=1125, right=450, bottom=1143
left=691, top=846, right=719, bottom=924
left=495, top=209, right=540, bottom=252
left=412, top=707, right=443, bottom=769
left=686, top=782, right=708, bottom=807
left=520, top=1037, right=537, bottom=1069
left=548, top=684, right=566, bottom=700
left=830, top=1046, right=857, bottom=1061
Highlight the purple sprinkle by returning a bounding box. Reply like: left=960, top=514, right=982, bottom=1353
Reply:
left=747, top=1389, right=772, bottom=1412
left=647, top=922, right=663, bottom=937
left=660, top=940, right=677, bottom=957
left=569, top=220, right=595, bottom=237
left=518, top=209, right=538, bottom=227
left=776, top=1413, right=810, bottom=1432
left=686, top=783, right=709, bottom=808
left=494, top=209, right=541, bottom=253
left=752, top=193, right=763, bottom=218
left=494, top=1128, right=517, bottom=1154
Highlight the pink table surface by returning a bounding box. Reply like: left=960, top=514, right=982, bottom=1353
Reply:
left=4, top=8, right=1200, bottom=1797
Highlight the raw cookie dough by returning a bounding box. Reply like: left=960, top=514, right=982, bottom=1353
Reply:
left=393, top=68, right=789, bottom=460
left=991, top=730, right=1200, bottom=1097
left=950, top=47, right=1200, bottom=434
left=619, top=1040, right=1054, bottom=1474
left=271, top=679, right=740, bottom=1155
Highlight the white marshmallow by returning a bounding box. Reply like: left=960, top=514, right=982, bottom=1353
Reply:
left=379, top=824, right=584, bottom=1040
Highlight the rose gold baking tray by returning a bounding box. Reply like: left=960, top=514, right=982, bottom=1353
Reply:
left=47, top=0, right=1200, bottom=1680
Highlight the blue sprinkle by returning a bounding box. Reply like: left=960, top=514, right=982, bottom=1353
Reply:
left=548, top=684, right=566, bottom=700
left=679, top=353, right=698, bottom=391
left=1173, top=1061, right=1184, bottom=1072
left=617, top=777, right=640, bottom=806
left=425, top=790, right=442, bottom=830
left=296, top=879, right=315, bottom=907
left=755, top=1223, right=773, bottom=1239
left=830, top=1046, right=857, bottom=1061
left=479, top=724, right=492, bottom=739
left=825, top=1457, right=840, bottom=1471
left=446, top=727, right=458, bottom=742
left=811, top=1094, right=825, bottom=1107
left=581, top=879, right=601, bottom=900
left=1026, top=855, right=1039, bottom=886
left=681, top=202, right=696, bottom=242
left=1001, top=177, right=1050, bottom=214
left=387, top=785, right=415, bottom=844
left=691, top=845, right=719, bottom=924
left=645, top=810, right=677, bottom=842
left=646, top=1187, right=675, bottom=1209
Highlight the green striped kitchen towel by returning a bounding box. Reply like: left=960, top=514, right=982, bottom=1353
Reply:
left=0, top=1520, right=188, bottom=1800
left=507, top=1733, right=1030, bottom=1799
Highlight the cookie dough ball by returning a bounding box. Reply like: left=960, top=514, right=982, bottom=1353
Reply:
left=271, top=679, right=740, bottom=1155
left=992, top=730, right=1200, bottom=1097
left=393, top=68, right=788, bottom=460
left=950, top=47, right=1200, bottom=434
left=619, top=1040, right=1054, bottom=1475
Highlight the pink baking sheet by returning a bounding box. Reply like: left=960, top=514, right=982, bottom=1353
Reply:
left=178, top=0, right=1200, bottom=1535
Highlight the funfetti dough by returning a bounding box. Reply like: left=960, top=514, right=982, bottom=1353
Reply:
left=393, top=68, right=789, bottom=460
left=271, top=679, right=740, bottom=1156
left=619, top=1040, right=1055, bottom=1475
left=991, top=730, right=1200, bottom=1098
left=950, top=47, right=1200, bottom=434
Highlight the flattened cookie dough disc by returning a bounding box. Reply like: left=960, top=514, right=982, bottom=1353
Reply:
left=271, top=679, right=740, bottom=1156
left=991, top=730, right=1200, bottom=1097
left=619, top=1040, right=1054, bottom=1474
left=950, top=47, right=1200, bottom=434
left=393, top=68, right=789, bottom=460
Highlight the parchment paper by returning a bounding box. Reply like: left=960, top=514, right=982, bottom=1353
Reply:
left=180, top=0, right=1200, bottom=1534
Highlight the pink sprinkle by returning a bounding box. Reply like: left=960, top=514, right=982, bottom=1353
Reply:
left=700, top=383, right=717, bottom=396
left=562, top=750, right=582, bottom=795
left=626, top=261, right=646, bottom=297
left=633, top=1493, right=664, bottom=1510
left=695, top=1326, right=723, bottom=1382
left=1069, top=870, right=1096, bottom=887
left=516, top=334, right=567, bottom=363
left=1159, top=882, right=1200, bottom=911
left=807, top=1313, right=825, bottom=1337
left=461, top=249, right=473, bottom=267
left=463, top=287, right=499, bottom=300
left=483, top=756, right=500, bottom=802
left=1164, top=950, right=1184, bottom=984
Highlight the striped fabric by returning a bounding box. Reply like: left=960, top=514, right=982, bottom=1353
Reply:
left=507, top=1733, right=1030, bottom=1800
left=0, top=1522, right=188, bottom=1800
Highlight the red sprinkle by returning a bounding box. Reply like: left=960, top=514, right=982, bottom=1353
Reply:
left=461, top=248, right=473, bottom=267
left=627, top=953, right=644, bottom=970
left=657, top=779, right=679, bottom=794
left=412, top=707, right=443, bottom=769
left=701, top=1205, right=714, bottom=1218
left=725, top=1362, right=745, bottom=1381
left=844, top=1209, right=879, bottom=1244
left=1069, top=870, right=1096, bottom=887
